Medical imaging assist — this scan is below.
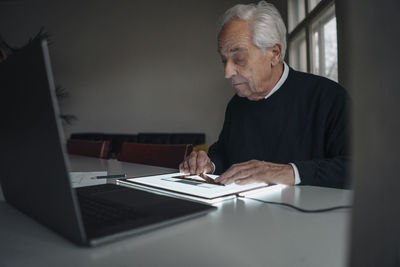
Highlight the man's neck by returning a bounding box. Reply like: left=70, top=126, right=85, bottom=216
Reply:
left=251, top=62, right=284, bottom=101
left=268, top=62, right=284, bottom=92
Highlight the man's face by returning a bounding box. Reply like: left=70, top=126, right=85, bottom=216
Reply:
left=218, top=18, right=279, bottom=100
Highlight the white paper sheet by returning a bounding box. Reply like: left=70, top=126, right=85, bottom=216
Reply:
left=117, top=180, right=236, bottom=204
left=125, top=172, right=268, bottom=199
left=69, top=171, right=107, bottom=188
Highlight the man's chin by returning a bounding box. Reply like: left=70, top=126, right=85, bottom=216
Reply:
left=236, top=91, right=248, bottom=98
left=234, top=85, right=250, bottom=98
left=235, top=90, right=263, bottom=101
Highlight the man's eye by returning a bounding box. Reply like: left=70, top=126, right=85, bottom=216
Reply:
left=221, top=59, right=227, bottom=64
left=234, top=58, right=245, bottom=65
left=233, top=54, right=245, bottom=63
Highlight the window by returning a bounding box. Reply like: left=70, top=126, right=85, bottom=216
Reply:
left=308, top=0, right=322, bottom=12
left=288, top=0, right=338, bottom=82
left=289, top=30, right=307, bottom=72
left=311, top=6, right=337, bottom=81
left=288, top=0, right=305, bottom=32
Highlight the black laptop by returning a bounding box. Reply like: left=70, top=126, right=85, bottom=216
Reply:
left=0, top=38, right=215, bottom=246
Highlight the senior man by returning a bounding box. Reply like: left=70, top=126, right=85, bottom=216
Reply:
left=179, top=1, right=350, bottom=188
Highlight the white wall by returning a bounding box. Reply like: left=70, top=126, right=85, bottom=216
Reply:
left=1, top=0, right=268, bottom=145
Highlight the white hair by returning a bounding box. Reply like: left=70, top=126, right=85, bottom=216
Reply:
left=217, top=1, right=287, bottom=62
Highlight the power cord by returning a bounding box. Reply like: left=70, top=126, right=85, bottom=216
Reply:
left=238, top=195, right=352, bottom=213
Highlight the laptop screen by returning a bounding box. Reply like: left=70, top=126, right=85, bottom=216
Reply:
left=0, top=39, right=216, bottom=247
left=0, top=38, right=87, bottom=244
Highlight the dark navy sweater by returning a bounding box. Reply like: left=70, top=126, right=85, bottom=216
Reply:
left=208, top=68, right=351, bottom=188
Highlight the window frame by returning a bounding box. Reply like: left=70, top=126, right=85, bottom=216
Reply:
left=287, top=0, right=336, bottom=75
left=288, top=29, right=307, bottom=73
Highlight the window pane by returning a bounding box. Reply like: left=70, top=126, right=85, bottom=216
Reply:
left=310, top=5, right=338, bottom=81
left=288, top=0, right=305, bottom=32
left=324, top=16, right=337, bottom=81
left=312, top=30, right=319, bottom=74
left=289, top=30, right=307, bottom=72
left=308, top=0, right=321, bottom=12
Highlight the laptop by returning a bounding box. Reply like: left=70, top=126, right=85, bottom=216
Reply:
left=0, top=38, right=215, bottom=246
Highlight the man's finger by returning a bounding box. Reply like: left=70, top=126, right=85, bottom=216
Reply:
left=234, top=176, right=257, bottom=185
left=180, top=161, right=190, bottom=173
left=188, top=152, right=198, bottom=174
left=196, top=156, right=210, bottom=174
left=216, top=162, right=254, bottom=183
left=221, top=170, right=251, bottom=185
left=196, top=158, right=205, bottom=174
left=179, top=163, right=184, bottom=172
left=193, top=150, right=212, bottom=174
left=218, top=167, right=254, bottom=185
left=204, top=163, right=213, bottom=174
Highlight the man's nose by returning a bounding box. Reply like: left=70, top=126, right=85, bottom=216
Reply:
left=224, top=60, right=237, bottom=79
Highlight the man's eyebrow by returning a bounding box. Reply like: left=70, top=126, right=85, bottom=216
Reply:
left=218, top=47, right=247, bottom=55
left=230, top=47, right=245, bottom=53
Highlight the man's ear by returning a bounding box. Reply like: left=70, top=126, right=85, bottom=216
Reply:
left=270, top=43, right=282, bottom=66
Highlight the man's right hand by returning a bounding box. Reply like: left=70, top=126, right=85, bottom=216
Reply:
left=179, top=151, right=214, bottom=175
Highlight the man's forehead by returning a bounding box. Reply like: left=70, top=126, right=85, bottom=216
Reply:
left=217, top=18, right=252, bottom=55
left=218, top=35, right=251, bottom=56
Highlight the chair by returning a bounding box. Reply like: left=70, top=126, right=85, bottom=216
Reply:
left=170, top=133, right=205, bottom=146
left=106, top=134, right=138, bottom=158
left=69, top=132, right=105, bottom=141
left=118, top=142, right=193, bottom=169
left=137, top=133, right=171, bottom=144
left=66, top=139, right=110, bottom=158
left=136, top=133, right=205, bottom=145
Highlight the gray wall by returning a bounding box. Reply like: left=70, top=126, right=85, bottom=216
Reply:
left=0, top=0, right=285, bottom=145
left=336, top=0, right=400, bottom=266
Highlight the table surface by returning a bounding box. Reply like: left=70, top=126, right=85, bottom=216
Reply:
left=0, top=155, right=353, bottom=267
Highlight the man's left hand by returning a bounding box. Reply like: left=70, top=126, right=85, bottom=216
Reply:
left=214, top=160, right=295, bottom=186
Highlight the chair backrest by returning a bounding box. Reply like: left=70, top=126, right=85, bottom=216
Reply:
left=107, top=134, right=138, bottom=158
left=66, top=139, right=110, bottom=158
left=69, top=132, right=105, bottom=141
left=118, top=142, right=193, bottom=169
left=136, top=133, right=205, bottom=145
left=137, top=133, right=171, bottom=144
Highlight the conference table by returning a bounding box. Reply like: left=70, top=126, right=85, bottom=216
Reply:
left=0, top=155, right=353, bottom=267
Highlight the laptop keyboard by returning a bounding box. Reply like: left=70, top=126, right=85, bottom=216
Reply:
left=74, top=184, right=215, bottom=241
left=77, top=193, right=156, bottom=238
left=78, top=193, right=144, bottom=226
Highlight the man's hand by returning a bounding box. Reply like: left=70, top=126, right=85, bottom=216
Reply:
left=179, top=151, right=214, bottom=175
left=214, top=160, right=295, bottom=186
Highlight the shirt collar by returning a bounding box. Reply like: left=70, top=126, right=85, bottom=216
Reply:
left=264, top=61, right=289, bottom=99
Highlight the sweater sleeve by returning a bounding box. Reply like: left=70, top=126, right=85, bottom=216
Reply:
left=208, top=102, right=232, bottom=174
left=294, top=87, right=351, bottom=188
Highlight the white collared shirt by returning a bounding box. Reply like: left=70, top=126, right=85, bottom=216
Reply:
left=264, top=61, right=289, bottom=99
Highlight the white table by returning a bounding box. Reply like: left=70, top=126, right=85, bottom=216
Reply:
left=0, top=156, right=352, bottom=267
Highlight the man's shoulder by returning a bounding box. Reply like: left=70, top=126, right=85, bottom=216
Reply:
left=288, top=69, right=350, bottom=117
left=289, top=68, right=348, bottom=98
